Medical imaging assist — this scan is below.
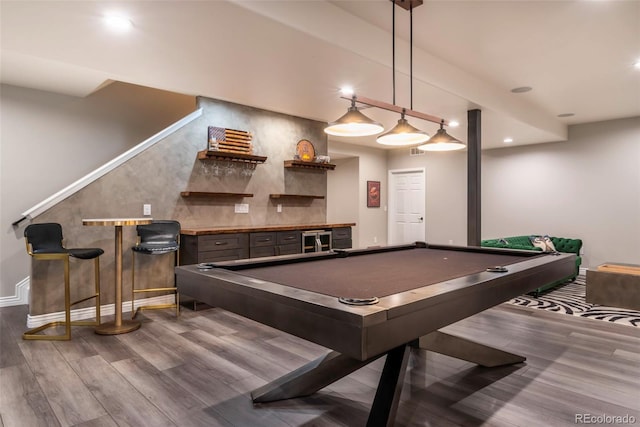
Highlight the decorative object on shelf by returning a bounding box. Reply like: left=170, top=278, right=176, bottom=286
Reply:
left=295, top=139, right=316, bottom=162
left=208, top=126, right=253, bottom=154
left=367, top=181, right=381, bottom=208
left=324, top=0, right=465, bottom=151
left=315, top=155, right=330, bottom=164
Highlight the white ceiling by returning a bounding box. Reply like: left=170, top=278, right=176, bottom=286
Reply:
left=1, top=1, right=638, bottom=150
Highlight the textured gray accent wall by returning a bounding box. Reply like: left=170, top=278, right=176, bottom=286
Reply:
left=30, top=96, right=328, bottom=315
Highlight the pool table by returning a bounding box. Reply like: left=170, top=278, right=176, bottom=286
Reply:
left=176, top=242, right=575, bottom=426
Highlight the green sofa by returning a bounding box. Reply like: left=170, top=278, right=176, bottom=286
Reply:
left=481, top=235, right=583, bottom=295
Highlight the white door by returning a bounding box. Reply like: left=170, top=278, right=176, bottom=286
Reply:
left=388, top=168, right=426, bottom=245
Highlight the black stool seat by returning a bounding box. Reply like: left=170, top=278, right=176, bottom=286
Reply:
left=132, top=242, right=179, bottom=255
left=31, top=247, right=103, bottom=259
left=68, top=248, right=104, bottom=259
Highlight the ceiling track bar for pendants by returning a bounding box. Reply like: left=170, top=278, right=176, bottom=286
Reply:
left=340, top=95, right=448, bottom=127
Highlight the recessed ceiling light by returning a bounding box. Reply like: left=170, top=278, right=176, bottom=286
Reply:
left=340, top=86, right=354, bottom=96
left=448, top=120, right=460, bottom=128
left=103, top=13, right=133, bottom=32
left=511, top=86, right=532, bottom=94
left=503, top=137, right=513, bottom=143
left=557, top=113, right=575, bottom=118
left=634, top=59, right=640, bottom=69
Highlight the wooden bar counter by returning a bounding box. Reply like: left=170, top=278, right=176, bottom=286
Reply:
left=180, top=223, right=355, bottom=265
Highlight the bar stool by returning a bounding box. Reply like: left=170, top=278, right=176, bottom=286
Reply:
left=131, top=220, right=180, bottom=319
left=23, top=223, right=103, bottom=340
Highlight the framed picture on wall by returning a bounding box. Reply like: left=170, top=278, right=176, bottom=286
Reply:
left=367, top=181, right=381, bottom=208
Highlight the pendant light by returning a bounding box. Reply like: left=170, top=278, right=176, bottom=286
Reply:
left=417, top=120, right=466, bottom=151
left=377, top=109, right=428, bottom=145
left=324, top=96, right=384, bottom=137
left=376, top=1, right=429, bottom=146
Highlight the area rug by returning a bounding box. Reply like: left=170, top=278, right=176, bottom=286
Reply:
left=509, top=275, right=640, bottom=327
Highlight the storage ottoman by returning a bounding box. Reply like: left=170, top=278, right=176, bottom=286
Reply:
left=586, top=263, right=640, bottom=311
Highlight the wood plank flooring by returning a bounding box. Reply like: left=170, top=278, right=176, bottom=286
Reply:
left=1, top=302, right=638, bottom=426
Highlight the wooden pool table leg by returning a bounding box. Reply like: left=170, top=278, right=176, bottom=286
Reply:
left=252, top=344, right=412, bottom=427
left=366, top=344, right=411, bottom=427
left=251, top=350, right=384, bottom=403
left=413, top=330, right=526, bottom=367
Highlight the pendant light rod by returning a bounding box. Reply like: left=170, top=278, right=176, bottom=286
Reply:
left=410, top=3, right=413, bottom=109
left=392, top=0, right=396, bottom=105
left=340, top=94, right=449, bottom=127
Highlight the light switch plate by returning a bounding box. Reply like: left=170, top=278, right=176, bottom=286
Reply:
left=234, top=203, right=249, bottom=214
left=143, top=204, right=151, bottom=216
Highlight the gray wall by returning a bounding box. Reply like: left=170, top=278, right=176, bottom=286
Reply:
left=328, top=141, right=389, bottom=248
left=327, top=157, right=360, bottom=247
left=387, top=148, right=468, bottom=246
left=22, top=96, right=329, bottom=315
left=483, top=116, right=640, bottom=268
left=1, top=83, right=195, bottom=298
left=386, top=116, right=640, bottom=268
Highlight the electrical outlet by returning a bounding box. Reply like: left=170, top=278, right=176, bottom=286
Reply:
left=143, top=204, right=151, bottom=216
left=277, top=204, right=282, bottom=213
left=234, top=203, right=249, bottom=214
left=373, top=236, right=378, bottom=243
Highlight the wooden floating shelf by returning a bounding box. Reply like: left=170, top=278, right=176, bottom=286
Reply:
left=197, top=150, right=267, bottom=163
left=284, top=160, right=336, bottom=170
left=269, top=194, right=325, bottom=200
left=181, top=191, right=254, bottom=198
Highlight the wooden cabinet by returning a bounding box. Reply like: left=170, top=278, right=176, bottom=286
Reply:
left=276, top=231, right=302, bottom=255
left=180, top=225, right=353, bottom=265
left=250, top=231, right=301, bottom=257
left=249, top=232, right=277, bottom=258
left=180, top=233, right=249, bottom=264
left=332, top=227, right=352, bottom=249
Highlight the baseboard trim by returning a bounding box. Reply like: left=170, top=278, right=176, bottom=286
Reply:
left=26, top=295, right=175, bottom=328
left=0, top=277, right=30, bottom=307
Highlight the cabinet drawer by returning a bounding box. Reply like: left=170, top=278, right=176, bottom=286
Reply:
left=250, top=245, right=276, bottom=258
left=198, top=248, right=249, bottom=263
left=332, top=238, right=352, bottom=250
left=277, top=243, right=301, bottom=256
left=332, top=227, right=352, bottom=240
left=277, top=231, right=301, bottom=245
left=199, top=233, right=248, bottom=251
left=250, top=232, right=276, bottom=247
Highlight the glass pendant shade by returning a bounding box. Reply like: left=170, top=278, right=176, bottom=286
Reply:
left=376, top=117, right=429, bottom=146
left=417, top=123, right=466, bottom=151
left=324, top=105, right=384, bottom=137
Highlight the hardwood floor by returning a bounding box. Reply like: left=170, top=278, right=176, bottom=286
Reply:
left=1, top=302, right=638, bottom=427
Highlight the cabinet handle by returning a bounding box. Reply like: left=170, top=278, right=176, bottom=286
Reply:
left=215, top=241, right=228, bottom=246
left=283, top=236, right=295, bottom=241
left=257, top=238, right=272, bottom=243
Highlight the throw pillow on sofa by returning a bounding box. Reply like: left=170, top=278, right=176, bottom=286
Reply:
left=530, top=235, right=556, bottom=252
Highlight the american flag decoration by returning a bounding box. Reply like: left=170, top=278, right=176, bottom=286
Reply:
left=207, top=126, right=253, bottom=154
